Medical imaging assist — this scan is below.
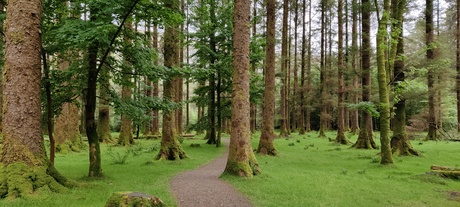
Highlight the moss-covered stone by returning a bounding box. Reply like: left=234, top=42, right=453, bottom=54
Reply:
left=105, top=192, right=164, bottom=207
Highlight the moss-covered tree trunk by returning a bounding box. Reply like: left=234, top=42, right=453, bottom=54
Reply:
left=155, top=0, right=186, bottom=161
left=352, top=0, right=376, bottom=149
left=457, top=0, right=460, bottom=133
left=55, top=56, right=84, bottom=152
left=97, top=66, right=113, bottom=143
left=225, top=0, right=260, bottom=177
left=391, top=0, right=419, bottom=156
left=376, top=0, right=393, bottom=165
left=0, top=0, right=73, bottom=197
left=257, top=0, right=278, bottom=156
left=55, top=103, right=83, bottom=153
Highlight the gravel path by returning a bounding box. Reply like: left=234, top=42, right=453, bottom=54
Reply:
left=170, top=140, right=253, bottom=207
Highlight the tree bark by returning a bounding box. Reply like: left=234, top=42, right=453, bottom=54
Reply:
left=352, top=0, right=376, bottom=149
left=258, top=0, right=278, bottom=156
left=390, top=0, right=419, bottom=156
left=376, top=0, right=394, bottom=164
left=152, top=24, right=160, bottom=136
left=426, top=0, right=438, bottom=140
left=457, top=0, right=460, bottom=132
left=336, top=0, right=350, bottom=144
left=97, top=66, right=112, bottom=142
left=279, top=0, right=289, bottom=137
left=350, top=0, right=360, bottom=134
left=225, top=0, right=260, bottom=177
left=155, top=0, right=187, bottom=160
left=1, top=0, right=73, bottom=197
left=299, top=0, right=307, bottom=135
left=118, top=20, right=134, bottom=146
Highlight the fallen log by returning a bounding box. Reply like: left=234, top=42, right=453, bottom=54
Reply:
left=430, top=165, right=460, bottom=179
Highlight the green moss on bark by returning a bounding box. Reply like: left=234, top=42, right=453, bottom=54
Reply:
left=1, top=163, right=68, bottom=199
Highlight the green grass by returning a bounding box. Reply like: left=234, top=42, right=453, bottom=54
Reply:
left=223, top=131, right=460, bottom=207
left=2, top=131, right=460, bottom=207
left=0, top=137, right=225, bottom=207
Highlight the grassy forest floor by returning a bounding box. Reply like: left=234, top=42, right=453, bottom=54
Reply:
left=0, top=131, right=459, bottom=206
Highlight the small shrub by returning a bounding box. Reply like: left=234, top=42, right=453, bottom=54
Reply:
left=131, top=144, right=144, bottom=156
left=107, top=147, right=131, bottom=165
left=371, top=156, right=381, bottom=163
left=296, top=139, right=300, bottom=143
left=357, top=169, right=366, bottom=174
left=288, top=142, right=295, bottom=146
left=146, top=144, right=159, bottom=153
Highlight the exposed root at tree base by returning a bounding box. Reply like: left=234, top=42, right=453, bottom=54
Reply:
left=0, top=162, right=76, bottom=199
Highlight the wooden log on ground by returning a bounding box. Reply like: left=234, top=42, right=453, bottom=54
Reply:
left=181, top=134, right=195, bottom=138
left=105, top=191, right=164, bottom=207
left=430, top=165, right=460, bottom=179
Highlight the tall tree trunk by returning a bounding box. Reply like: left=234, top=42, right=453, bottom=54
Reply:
left=319, top=0, right=327, bottom=138
left=299, top=0, right=307, bottom=135
left=279, top=0, right=289, bottom=137
left=118, top=20, right=134, bottom=146
left=352, top=0, right=376, bottom=149
left=258, top=0, right=278, bottom=156
left=250, top=0, right=258, bottom=133
left=225, top=0, right=260, bottom=177
left=292, top=0, right=299, bottom=132
left=391, top=0, right=419, bottom=156
left=206, top=0, right=217, bottom=145
left=152, top=24, right=160, bottom=135
left=426, top=0, right=438, bottom=140
left=457, top=0, right=460, bottom=132
left=336, top=0, right=350, bottom=144
left=55, top=57, right=84, bottom=151
left=97, top=66, right=112, bottom=142
left=376, top=0, right=394, bottom=164
left=350, top=0, right=360, bottom=134
left=0, top=0, right=73, bottom=197
left=306, top=0, right=312, bottom=132
left=156, top=0, right=187, bottom=160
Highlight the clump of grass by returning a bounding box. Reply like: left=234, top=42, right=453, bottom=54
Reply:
left=146, top=143, right=159, bottom=153
left=288, top=142, right=295, bottom=146
left=371, top=156, right=381, bottom=163
left=341, top=169, right=348, bottom=175
left=130, top=144, right=144, bottom=156
left=413, top=173, right=447, bottom=185
left=107, top=147, right=131, bottom=165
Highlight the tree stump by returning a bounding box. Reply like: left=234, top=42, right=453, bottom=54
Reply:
left=105, top=192, right=164, bottom=207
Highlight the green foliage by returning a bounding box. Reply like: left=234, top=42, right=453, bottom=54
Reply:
left=347, top=101, right=380, bottom=118
left=107, top=146, right=131, bottom=165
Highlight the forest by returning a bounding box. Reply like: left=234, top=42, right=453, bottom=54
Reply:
left=1, top=0, right=460, bottom=206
